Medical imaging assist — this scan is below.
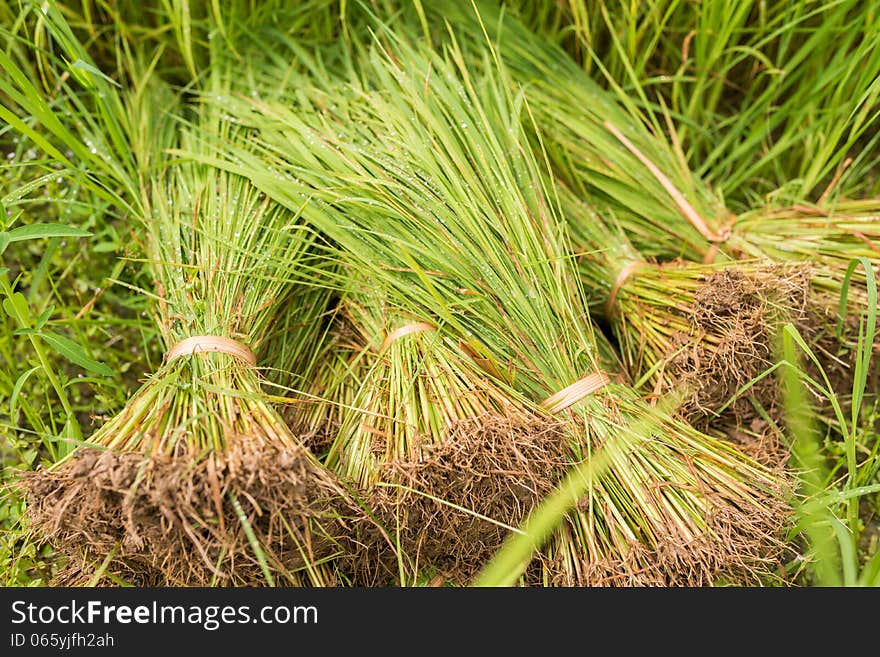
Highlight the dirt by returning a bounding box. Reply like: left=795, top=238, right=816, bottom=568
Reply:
left=344, top=414, right=569, bottom=586
left=24, top=441, right=370, bottom=586
left=667, top=267, right=813, bottom=427
left=722, top=416, right=791, bottom=468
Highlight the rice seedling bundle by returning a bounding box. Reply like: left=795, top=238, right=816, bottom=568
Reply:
left=431, top=4, right=877, bottom=280
left=506, top=1, right=880, bottom=205
left=423, top=2, right=727, bottom=262
left=428, top=3, right=877, bottom=385
left=255, top=258, right=341, bottom=452
left=310, top=273, right=567, bottom=585
left=562, top=188, right=811, bottom=425
left=15, top=53, right=364, bottom=585
left=203, top=26, right=789, bottom=585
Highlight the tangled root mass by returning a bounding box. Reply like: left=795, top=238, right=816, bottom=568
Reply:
left=348, top=414, right=568, bottom=585
left=671, top=268, right=811, bottom=424
left=24, top=441, right=366, bottom=586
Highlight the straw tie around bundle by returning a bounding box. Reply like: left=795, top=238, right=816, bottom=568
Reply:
left=540, top=371, right=611, bottom=414
left=604, top=121, right=731, bottom=246
left=166, top=336, right=257, bottom=366
left=378, top=322, right=436, bottom=351
left=606, top=261, right=647, bottom=316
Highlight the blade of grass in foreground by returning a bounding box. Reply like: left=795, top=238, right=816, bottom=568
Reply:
left=782, top=325, right=842, bottom=586
left=780, top=257, right=878, bottom=586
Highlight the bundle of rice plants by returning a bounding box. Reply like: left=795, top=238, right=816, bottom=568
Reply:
left=4, top=18, right=365, bottom=583
left=504, top=0, right=880, bottom=206
left=433, top=4, right=878, bottom=264
left=431, top=3, right=878, bottom=370
left=206, top=29, right=789, bottom=585
left=562, top=188, right=811, bottom=426
left=315, top=274, right=567, bottom=585
left=421, top=1, right=727, bottom=262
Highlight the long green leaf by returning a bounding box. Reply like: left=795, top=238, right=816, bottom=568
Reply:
left=10, top=365, right=41, bottom=417
left=6, top=223, right=91, bottom=243
left=38, top=330, right=113, bottom=376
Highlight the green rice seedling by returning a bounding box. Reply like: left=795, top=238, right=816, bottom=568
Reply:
left=33, top=0, right=348, bottom=87
left=256, top=254, right=340, bottom=452
left=0, top=2, right=160, bottom=464
left=563, top=188, right=811, bottom=428
left=506, top=1, right=880, bottom=206
left=675, top=1, right=880, bottom=207
left=204, top=28, right=789, bottom=585
left=2, top=6, right=364, bottom=586
left=311, top=273, right=567, bottom=585
left=503, top=0, right=709, bottom=98
left=431, top=3, right=878, bottom=366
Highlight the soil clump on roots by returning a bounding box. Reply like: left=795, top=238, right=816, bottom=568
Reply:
left=24, top=442, right=366, bottom=586
left=669, top=268, right=811, bottom=425
left=347, top=414, right=568, bottom=585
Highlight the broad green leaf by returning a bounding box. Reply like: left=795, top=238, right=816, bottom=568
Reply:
left=0, top=232, right=9, bottom=256
left=2, top=291, right=31, bottom=325
left=92, top=241, right=118, bottom=253
left=1, top=171, right=71, bottom=206
left=21, top=448, right=38, bottom=467
left=60, top=414, right=81, bottom=456
left=7, top=223, right=91, bottom=243
left=38, top=330, right=114, bottom=376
